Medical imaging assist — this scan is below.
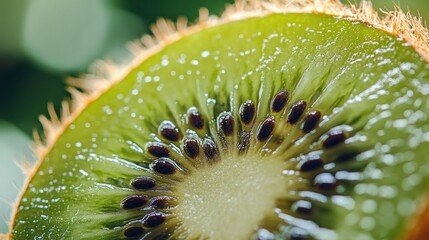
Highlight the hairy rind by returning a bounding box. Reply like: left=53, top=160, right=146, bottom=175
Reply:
left=6, top=0, right=429, bottom=238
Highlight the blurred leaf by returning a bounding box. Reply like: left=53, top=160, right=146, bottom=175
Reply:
left=122, top=0, right=234, bottom=24
left=0, top=62, right=68, bottom=135
left=0, top=0, right=29, bottom=57
left=103, top=9, right=147, bottom=63
left=22, top=0, right=110, bottom=72
left=0, top=120, right=34, bottom=234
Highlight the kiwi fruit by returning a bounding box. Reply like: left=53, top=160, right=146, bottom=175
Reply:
left=4, top=0, right=429, bottom=239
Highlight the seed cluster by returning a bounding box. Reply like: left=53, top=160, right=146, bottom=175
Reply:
left=118, top=173, right=176, bottom=237
left=118, top=89, right=353, bottom=238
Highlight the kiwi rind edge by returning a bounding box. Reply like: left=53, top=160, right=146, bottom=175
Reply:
left=3, top=0, right=429, bottom=239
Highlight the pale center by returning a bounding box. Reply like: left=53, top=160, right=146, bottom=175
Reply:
left=174, top=154, right=287, bottom=239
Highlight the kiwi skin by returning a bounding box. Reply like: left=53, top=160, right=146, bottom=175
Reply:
left=4, top=0, right=429, bottom=239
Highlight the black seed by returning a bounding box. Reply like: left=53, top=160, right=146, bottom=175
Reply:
left=120, top=194, right=148, bottom=209
left=314, top=172, right=337, bottom=190
left=203, top=138, right=218, bottom=160
left=150, top=196, right=174, bottom=209
left=291, top=200, right=313, bottom=214
left=337, top=151, right=359, bottom=162
left=183, top=137, right=200, bottom=159
left=240, top=100, right=256, bottom=125
left=322, top=131, right=347, bottom=148
left=271, top=90, right=289, bottom=112
left=151, top=158, right=176, bottom=175
left=287, top=100, right=307, bottom=124
left=142, top=212, right=166, bottom=228
left=131, top=176, right=156, bottom=190
left=302, top=110, right=321, bottom=133
left=159, top=121, right=180, bottom=142
left=289, top=227, right=309, bottom=240
left=219, top=112, right=234, bottom=136
left=152, top=234, right=169, bottom=240
left=257, top=116, right=276, bottom=141
left=124, top=226, right=144, bottom=238
left=147, top=142, right=170, bottom=157
left=188, top=108, right=204, bottom=129
left=298, top=154, right=324, bottom=172
left=238, top=131, right=251, bottom=154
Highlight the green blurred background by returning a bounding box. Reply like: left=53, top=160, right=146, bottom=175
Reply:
left=0, top=0, right=428, bottom=234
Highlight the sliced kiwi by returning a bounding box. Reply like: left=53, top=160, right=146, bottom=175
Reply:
left=6, top=1, right=429, bottom=239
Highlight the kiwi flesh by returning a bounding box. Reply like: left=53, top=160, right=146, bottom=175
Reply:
left=5, top=1, right=429, bottom=239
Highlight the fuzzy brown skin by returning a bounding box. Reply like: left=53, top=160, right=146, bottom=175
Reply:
left=5, top=0, right=429, bottom=239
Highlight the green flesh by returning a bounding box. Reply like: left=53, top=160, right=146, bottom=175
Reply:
left=12, top=13, right=429, bottom=239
